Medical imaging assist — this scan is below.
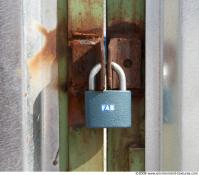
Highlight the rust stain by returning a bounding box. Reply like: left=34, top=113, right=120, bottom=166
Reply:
left=68, top=0, right=103, bottom=39
left=68, top=41, right=102, bottom=127
left=67, top=1, right=105, bottom=126
left=27, top=23, right=57, bottom=84
left=72, top=31, right=100, bottom=39
left=108, top=21, right=145, bottom=40
left=108, top=37, right=142, bottom=90
left=107, top=21, right=145, bottom=93
left=27, top=23, right=104, bottom=127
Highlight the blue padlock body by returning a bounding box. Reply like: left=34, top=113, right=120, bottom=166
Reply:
left=85, top=90, right=132, bottom=128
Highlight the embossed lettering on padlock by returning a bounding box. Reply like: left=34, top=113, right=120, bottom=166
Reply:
left=85, top=62, right=132, bottom=128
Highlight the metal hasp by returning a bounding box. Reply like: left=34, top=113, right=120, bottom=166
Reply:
left=85, top=62, right=132, bottom=128
left=108, top=38, right=142, bottom=90
left=89, top=62, right=126, bottom=91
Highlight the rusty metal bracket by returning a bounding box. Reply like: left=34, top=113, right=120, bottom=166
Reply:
left=68, top=33, right=107, bottom=126
left=107, top=38, right=142, bottom=91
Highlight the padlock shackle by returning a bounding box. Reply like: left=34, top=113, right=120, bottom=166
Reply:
left=89, top=63, right=102, bottom=90
left=89, top=62, right=126, bottom=91
left=111, top=62, right=126, bottom=91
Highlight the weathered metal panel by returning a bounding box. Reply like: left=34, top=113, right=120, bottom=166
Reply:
left=68, top=0, right=104, bottom=171
left=107, top=0, right=145, bottom=26
left=68, top=42, right=101, bottom=126
left=68, top=0, right=104, bottom=126
left=107, top=0, right=145, bottom=41
left=68, top=0, right=103, bottom=38
left=108, top=96, right=145, bottom=171
left=107, top=0, right=145, bottom=171
left=0, top=0, right=23, bottom=171
left=69, top=128, right=103, bottom=171
left=129, top=148, right=145, bottom=171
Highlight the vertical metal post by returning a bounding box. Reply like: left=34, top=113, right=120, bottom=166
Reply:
left=145, top=0, right=163, bottom=171
left=162, top=0, right=181, bottom=170
left=58, top=0, right=68, bottom=171
left=23, top=0, right=60, bottom=171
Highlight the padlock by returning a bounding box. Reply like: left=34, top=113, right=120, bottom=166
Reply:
left=85, top=62, right=132, bottom=128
